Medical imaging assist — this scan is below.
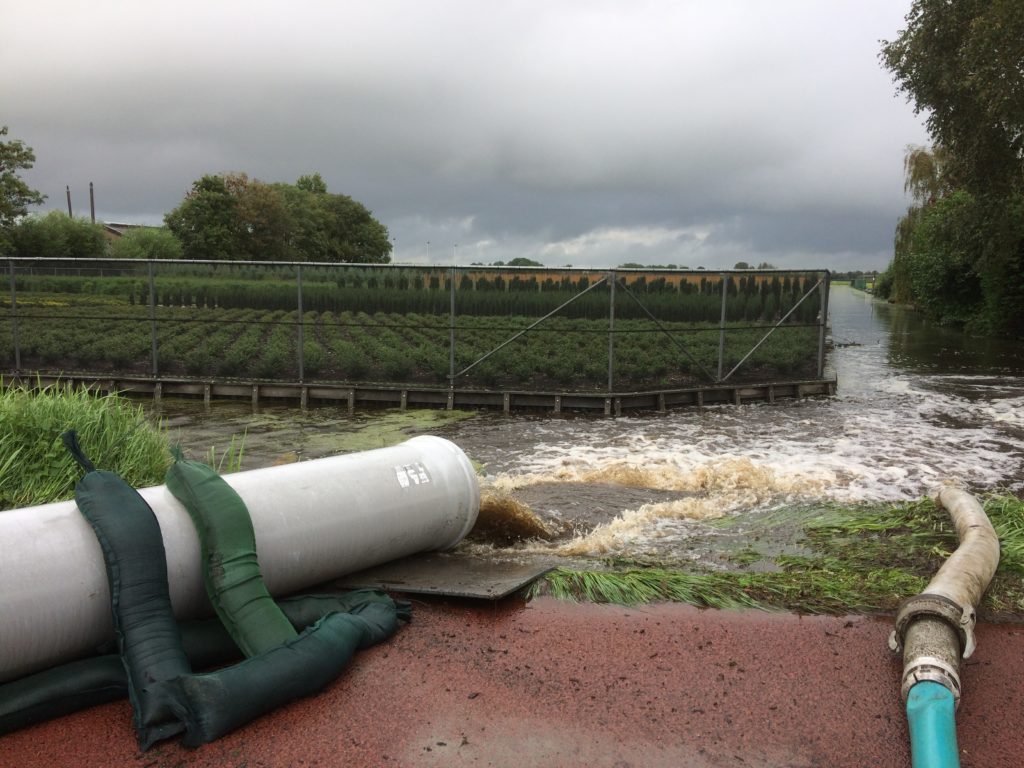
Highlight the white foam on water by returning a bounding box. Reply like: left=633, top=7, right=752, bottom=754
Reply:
left=482, top=454, right=830, bottom=558
left=454, top=291, right=1024, bottom=560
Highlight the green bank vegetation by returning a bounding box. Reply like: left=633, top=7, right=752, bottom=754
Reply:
left=876, top=3, right=1024, bottom=338
left=532, top=494, right=1024, bottom=617
left=0, top=382, right=169, bottom=510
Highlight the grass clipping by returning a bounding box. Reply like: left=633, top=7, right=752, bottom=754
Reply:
left=531, top=493, right=1024, bottom=618
left=0, top=381, right=169, bottom=510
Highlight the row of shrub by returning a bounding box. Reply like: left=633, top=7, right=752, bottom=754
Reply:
left=9, top=272, right=823, bottom=324
left=1, top=305, right=819, bottom=389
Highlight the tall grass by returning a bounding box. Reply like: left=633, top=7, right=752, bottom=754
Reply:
left=0, top=382, right=169, bottom=510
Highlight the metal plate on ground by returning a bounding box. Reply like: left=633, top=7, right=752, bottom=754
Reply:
left=333, top=552, right=556, bottom=599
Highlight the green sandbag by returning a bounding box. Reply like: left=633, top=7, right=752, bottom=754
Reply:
left=63, top=431, right=190, bottom=750
left=0, top=590, right=411, bottom=736
left=150, top=611, right=381, bottom=747
left=0, top=656, right=126, bottom=735
left=273, top=591, right=412, bottom=645
left=164, top=453, right=297, bottom=657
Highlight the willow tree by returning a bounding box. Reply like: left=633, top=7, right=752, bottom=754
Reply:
left=880, top=1, right=1024, bottom=335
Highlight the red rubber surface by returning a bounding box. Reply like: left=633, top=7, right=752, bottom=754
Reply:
left=2, top=598, right=1022, bottom=767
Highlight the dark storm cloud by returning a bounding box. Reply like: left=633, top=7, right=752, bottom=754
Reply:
left=2, top=1, right=927, bottom=269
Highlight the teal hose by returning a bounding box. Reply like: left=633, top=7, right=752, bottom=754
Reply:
left=906, top=681, right=959, bottom=768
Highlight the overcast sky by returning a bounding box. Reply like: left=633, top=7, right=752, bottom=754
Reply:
left=3, top=1, right=929, bottom=270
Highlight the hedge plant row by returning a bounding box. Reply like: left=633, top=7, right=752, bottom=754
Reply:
left=1, top=301, right=819, bottom=390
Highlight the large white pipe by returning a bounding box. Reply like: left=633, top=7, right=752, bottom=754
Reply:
left=0, top=436, right=479, bottom=684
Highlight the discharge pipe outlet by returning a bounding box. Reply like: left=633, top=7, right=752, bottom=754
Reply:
left=889, top=486, right=1000, bottom=767
left=0, top=436, right=479, bottom=684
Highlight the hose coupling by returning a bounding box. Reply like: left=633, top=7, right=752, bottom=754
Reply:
left=888, top=592, right=977, bottom=659
left=900, top=654, right=962, bottom=706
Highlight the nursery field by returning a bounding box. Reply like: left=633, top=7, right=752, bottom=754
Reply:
left=1, top=262, right=826, bottom=390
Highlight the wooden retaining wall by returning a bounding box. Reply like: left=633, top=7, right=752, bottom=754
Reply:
left=4, top=372, right=837, bottom=415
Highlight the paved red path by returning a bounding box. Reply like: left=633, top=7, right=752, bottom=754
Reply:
left=2, top=598, right=1022, bottom=767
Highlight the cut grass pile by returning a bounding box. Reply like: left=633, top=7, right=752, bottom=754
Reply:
left=0, top=381, right=169, bottom=510
left=531, top=494, right=1024, bottom=617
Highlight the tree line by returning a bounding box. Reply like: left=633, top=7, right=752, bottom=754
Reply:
left=0, top=138, right=392, bottom=264
left=876, top=0, right=1023, bottom=338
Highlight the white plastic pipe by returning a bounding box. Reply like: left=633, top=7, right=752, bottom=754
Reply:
left=0, top=436, right=479, bottom=683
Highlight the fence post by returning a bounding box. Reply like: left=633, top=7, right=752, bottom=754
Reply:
left=8, top=260, right=20, bottom=372
left=449, top=266, right=456, bottom=385
left=296, top=264, right=305, bottom=382
left=147, top=261, right=159, bottom=377
left=817, top=270, right=831, bottom=378
left=607, top=270, right=616, bottom=393
left=717, top=274, right=728, bottom=381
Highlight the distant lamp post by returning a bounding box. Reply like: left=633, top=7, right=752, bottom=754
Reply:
left=427, top=240, right=431, bottom=262
left=453, top=243, right=458, bottom=264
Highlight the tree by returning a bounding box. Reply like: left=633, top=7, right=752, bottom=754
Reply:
left=881, top=0, right=1024, bottom=194
left=888, top=144, right=954, bottom=303
left=900, top=190, right=985, bottom=325
left=10, top=211, right=107, bottom=258
left=230, top=173, right=293, bottom=261
left=902, top=144, right=957, bottom=205
left=110, top=227, right=183, bottom=260
left=0, top=126, right=46, bottom=251
left=881, top=4, right=1024, bottom=337
left=165, top=175, right=243, bottom=260
left=733, top=261, right=750, bottom=269
left=296, top=173, right=327, bottom=194
left=315, top=190, right=391, bottom=263
left=165, top=172, right=391, bottom=263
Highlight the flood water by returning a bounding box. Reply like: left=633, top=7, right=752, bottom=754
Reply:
left=154, top=287, right=1024, bottom=566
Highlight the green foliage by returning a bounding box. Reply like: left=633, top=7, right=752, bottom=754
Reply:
left=9, top=211, right=108, bottom=259
left=888, top=184, right=1024, bottom=336
left=882, top=0, right=1024, bottom=195
left=164, top=174, right=244, bottom=260
left=881, top=6, right=1024, bottom=337
left=872, top=268, right=894, bottom=300
left=165, top=172, right=392, bottom=263
left=0, top=382, right=169, bottom=509
left=110, top=227, right=183, bottom=260
left=975, top=194, right=1024, bottom=338
left=901, top=191, right=985, bottom=326
left=0, top=126, right=46, bottom=249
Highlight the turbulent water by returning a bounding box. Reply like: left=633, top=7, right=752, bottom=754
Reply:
left=157, top=286, right=1024, bottom=565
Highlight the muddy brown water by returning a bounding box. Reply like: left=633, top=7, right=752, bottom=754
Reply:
left=153, top=287, right=1024, bottom=569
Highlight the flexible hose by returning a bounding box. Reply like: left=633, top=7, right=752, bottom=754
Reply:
left=906, top=681, right=959, bottom=768
left=924, top=487, right=1000, bottom=629
left=893, top=487, right=1000, bottom=768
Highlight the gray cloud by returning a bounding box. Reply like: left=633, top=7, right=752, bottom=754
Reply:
left=3, top=1, right=927, bottom=270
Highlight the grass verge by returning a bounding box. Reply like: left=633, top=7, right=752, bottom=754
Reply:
left=0, top=381, right=169, bottom=510
left=530, top=493, right=1024, bottom=617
